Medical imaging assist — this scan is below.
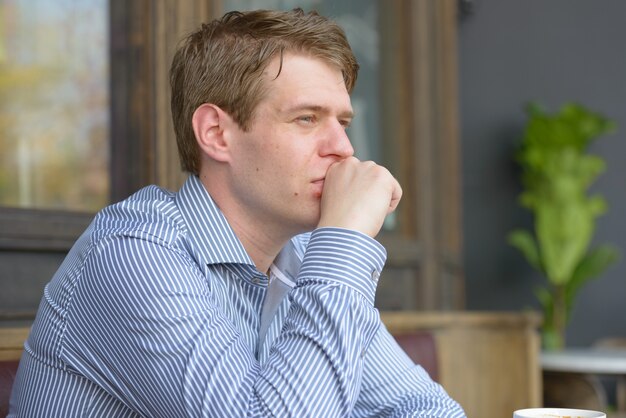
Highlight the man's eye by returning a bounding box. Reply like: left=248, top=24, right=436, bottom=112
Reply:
left=297, top=115, right=315, bottom=124
left=340, top=120, right=352, bottom=129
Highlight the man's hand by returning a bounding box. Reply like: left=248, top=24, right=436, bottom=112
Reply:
left=317, top=157, right=402, bottom=238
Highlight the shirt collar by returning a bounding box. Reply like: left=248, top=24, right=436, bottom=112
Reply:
left=175, top=175, right=254, bottom=267
left=175, top=175, right=306, bottom=282
left=270, top=239, right=303, bottom=288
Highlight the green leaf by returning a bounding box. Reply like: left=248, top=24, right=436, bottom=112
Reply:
left=534, top=198, right=595, bottom=285
left=508, top=229, right=542, bottom=272
left=565, top=245, right=621, bottom=309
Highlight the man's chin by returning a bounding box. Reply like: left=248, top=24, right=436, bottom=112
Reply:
left=292, top=213, right=321, bottom=236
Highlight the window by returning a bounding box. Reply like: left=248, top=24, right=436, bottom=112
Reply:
left=0, top=0, right=109, bottom=320
left=0, top=0, right=109, bottom=212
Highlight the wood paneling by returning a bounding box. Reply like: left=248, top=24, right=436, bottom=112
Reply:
left=0, top=327, right=29, bottom=361
left=0, top=252, right=66, bottom=319
left=0, top=208, right=91, bottom=251
left=110, top=0, right=219, bottom=201
left=377, top=0, right=463, bottom=310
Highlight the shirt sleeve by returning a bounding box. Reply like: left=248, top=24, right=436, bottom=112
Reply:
left=61, top=227, right=390, bottom=417
left=256, top=227, right=385, bottom=416
left=293, top=230, right=466, bottom=417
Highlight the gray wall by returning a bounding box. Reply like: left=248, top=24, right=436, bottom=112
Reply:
left=459, top=0, right=626, bottom=346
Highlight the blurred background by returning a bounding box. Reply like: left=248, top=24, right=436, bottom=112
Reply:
left=459, top=0, right=625, bottom=347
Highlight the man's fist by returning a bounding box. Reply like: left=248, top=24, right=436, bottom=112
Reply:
left=317, top=157, right=402, bottom=238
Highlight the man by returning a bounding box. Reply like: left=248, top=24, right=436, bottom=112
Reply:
left=10, top=9, right=465, bottom=417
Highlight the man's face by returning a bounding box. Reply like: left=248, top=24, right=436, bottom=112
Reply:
left=226, top=53, right=355, bottom=237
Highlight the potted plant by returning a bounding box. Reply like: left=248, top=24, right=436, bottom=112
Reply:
left=508, top=102, right=620, bottom=350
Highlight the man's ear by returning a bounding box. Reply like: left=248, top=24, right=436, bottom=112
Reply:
left=192, top=103, right=232, bottom=162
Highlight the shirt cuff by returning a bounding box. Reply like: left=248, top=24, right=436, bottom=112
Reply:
left=297, top=227, right=387, bottom=304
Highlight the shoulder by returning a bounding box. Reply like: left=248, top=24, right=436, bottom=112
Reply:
left=80, top=186, right=205, bottom=301
left=91, top=185, right=185, bottom=248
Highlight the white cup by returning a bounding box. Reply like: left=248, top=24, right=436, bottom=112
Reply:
left=513, top=408, right=606, bottom=418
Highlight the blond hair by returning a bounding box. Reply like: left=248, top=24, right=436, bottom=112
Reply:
left=170, top=8, right=359, bottom=174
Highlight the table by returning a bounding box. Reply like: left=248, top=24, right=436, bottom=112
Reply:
left=542, top=348, right=626, bottom=413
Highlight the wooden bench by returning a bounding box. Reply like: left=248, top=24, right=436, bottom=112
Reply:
left=383, top=311, right=542, bottom=418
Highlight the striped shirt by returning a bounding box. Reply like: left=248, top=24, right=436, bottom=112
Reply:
left=9, top=175, right=465, bottom=417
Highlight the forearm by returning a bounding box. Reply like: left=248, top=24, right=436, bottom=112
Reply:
left=386, top=393, right=466, bottom=418
left=251, top=227, right=385, bottom=416
left=353, top=327, right=466, bottom=418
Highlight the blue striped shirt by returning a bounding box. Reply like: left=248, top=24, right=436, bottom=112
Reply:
left=9, top=175, right=465, bottom=417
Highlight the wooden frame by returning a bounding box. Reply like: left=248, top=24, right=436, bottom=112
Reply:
left=0, top=208, right=92, bottom=252
left=378, top=0, right=463, bottom=310
left=110, top=0, right=219, bottom=201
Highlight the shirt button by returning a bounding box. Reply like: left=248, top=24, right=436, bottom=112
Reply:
left=251, top=277, right=262, bottom=284
left=371, top=270, right=380, bottom=282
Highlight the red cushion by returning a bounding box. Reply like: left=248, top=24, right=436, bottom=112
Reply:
left=0, top=360, right=20, bottom=417
left=393, top=332, right=439, bottom=381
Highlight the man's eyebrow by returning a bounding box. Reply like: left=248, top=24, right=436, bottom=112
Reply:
left=283, top=103, right=354, bottom=119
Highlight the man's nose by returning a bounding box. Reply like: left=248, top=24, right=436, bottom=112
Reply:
left=320, top=120, right=354, bottom=159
